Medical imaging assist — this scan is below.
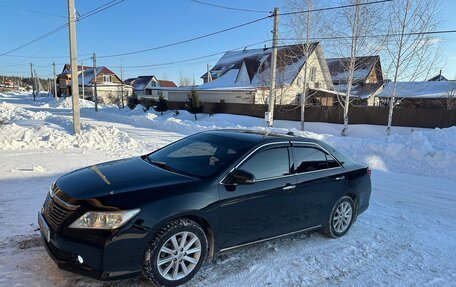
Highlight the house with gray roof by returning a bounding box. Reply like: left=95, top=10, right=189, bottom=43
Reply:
left=326, top=55, right=384, bottom=106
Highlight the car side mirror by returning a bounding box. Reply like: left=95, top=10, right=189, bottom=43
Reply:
left=225, top=169, right=255, bottom=185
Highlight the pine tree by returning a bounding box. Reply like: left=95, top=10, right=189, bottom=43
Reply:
left=154, top=95, right=168, bottom=115
left=186, top=88, right=204, bottom=120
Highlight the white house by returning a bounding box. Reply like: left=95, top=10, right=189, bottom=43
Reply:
left=126, top=76, right=177, bottom=99
left=167, top=43, right=335, bottom=105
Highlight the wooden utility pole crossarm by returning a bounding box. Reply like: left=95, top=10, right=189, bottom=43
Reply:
left=267, top=7, right=279, bottom=127
left=68, top=0, right=80, bottom=134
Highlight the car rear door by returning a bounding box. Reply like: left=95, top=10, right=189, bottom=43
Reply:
left=218, top=143, right=296, bottom=249
left=289, top=143, right=348, bottom=231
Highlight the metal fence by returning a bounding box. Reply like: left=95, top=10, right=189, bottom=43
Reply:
left=144, top=100, right=456, bottom=129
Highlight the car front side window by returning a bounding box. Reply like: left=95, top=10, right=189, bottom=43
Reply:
left=239, top=147, right=290, bottom=180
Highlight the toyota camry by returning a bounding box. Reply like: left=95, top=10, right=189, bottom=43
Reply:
left=38, top=129, right=371, bottom=286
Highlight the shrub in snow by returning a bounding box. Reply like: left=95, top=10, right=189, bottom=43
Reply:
left=186, top=88, right=204, bottom=120
left=154, top=95, right=168, bottom=115
left=127, top=96, right=139, bottom=110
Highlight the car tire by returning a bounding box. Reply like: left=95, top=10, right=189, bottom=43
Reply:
left=323, top=196, right=355, bottom=238
left=143, top=219, right=208, bottom=287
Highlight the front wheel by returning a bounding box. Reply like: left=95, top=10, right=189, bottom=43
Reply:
left=324, top=196, right=355, bottom=238
left=143, top=219, right=208, bottom=287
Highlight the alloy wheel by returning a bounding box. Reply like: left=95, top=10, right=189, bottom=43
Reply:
left=156, top=231, right=202, bottom=281
left=332, top=201, right=353, bottom=233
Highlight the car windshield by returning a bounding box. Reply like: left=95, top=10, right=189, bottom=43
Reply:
left=147, top=133, right=254, bottom=178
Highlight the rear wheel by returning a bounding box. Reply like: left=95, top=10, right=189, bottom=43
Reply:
left=143, top=219, right=208, bottom=287
left=324, top=196, right=355, bottom=238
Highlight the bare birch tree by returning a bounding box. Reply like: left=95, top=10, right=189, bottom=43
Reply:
left=384, top=0, right=440, bottom=135
left=327, top=0, right=384, bottom=136
left=179, top=71, right=192, bottom=87
left=283, top=0, right=330, bottom=131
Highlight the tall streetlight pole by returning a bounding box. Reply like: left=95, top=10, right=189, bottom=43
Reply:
left=68, top=0, right=80, bottom=134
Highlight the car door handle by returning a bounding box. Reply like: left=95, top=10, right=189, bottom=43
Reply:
left=282, top=184, right=296, bottom=190
left=335, top=176, right=345, bottom=181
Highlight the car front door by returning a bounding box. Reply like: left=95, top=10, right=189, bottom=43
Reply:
left=290, top=143, right=347, bottom=231
left=218, top=143, right=296, bottom=249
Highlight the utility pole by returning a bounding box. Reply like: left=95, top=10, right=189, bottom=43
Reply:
left=68, top=0, right=80, bottom=134
left=34, top=69, right=39, bottom=95
left=266, top=7, right=279, bottom=127
left=120, top=65, right=124, bottom=108
left=30, top=63, right=35, bottom=100
left=92, top=53, right=98, bottom=112
left=81, top=62, right=85, bottom=99
left=52, top=62, right=57, bottom=98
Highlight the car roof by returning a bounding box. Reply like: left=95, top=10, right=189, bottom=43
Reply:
left=205, top=129, right=322, bottom=145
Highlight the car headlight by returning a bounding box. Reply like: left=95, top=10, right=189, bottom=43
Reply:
left=69, top=209, right=140, bottom=229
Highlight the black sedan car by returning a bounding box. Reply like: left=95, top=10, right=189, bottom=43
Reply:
left=38, top=129, right=371, bottom=286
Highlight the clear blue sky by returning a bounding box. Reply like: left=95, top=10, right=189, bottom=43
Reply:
left=0, top=0, right=455, bottom=84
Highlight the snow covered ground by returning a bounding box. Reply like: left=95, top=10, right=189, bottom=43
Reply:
left=0, top=92, right=455, bottom=286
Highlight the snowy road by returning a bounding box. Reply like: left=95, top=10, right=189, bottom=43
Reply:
left=1, top=93, right=455, bottom=286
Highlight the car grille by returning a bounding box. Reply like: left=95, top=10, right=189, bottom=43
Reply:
left=43, top=186, right=73, bottom=227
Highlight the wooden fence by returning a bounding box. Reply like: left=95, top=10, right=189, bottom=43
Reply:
left=141, top=99, right=456, bottom=129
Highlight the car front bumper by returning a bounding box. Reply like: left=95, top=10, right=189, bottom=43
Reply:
left=39, top=212, right=143, bottom=280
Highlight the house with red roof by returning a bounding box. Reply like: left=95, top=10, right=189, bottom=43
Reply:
left=56, top=64, right=133, bottom=105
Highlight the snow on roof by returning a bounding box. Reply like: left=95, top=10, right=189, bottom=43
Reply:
left=202, top=43, right=319, bottom=89
left=77, top=66, right=104, bottom=86
left=197, top=69, right=255, bottom=91
left=333, top=83, right=383, bottom=99
left=377, top=81, right=456, bottom=99
left=327, top=56, right=381, bottom=84
left=130, top=76, right=153, bottom=91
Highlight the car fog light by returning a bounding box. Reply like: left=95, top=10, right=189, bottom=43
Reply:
left=77, top=255, right=84, bottom=264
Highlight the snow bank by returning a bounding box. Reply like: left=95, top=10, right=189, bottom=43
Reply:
left=41, top=97, right=96, bottom=109
left=92, top=108, right=456, bottom=179
left=0, top=100, right=146, bottom=155
left=0, top=102, right=50, bottom=122
left=322, top=127, right=456, bottom=179
left=0, top=123, right=143, bottom=152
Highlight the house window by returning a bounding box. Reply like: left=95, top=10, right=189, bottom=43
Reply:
left=151, top=81, right=156, bottom=87
left=309, top=67, right=316, bottom=82
left=102, top=75, right=112, bottom=82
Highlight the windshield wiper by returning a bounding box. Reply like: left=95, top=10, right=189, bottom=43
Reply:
left=144, top=157, right=178, bottom=173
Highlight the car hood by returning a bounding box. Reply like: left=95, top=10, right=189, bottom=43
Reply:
left=56, top=156, right=198, bottom=199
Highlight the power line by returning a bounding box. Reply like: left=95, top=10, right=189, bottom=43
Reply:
left=97, top=16, right=270, bottom=58
left=110, top=40, right=272, bottom=69
left=0, top=4, right=66, bottom=18
left=189, top=0, right=270, bottom=14
left=279, top=29, right=456, bottom=42
left=0, top=0, right=125, bottom=57
left=280, top=0, right=393, bottom=16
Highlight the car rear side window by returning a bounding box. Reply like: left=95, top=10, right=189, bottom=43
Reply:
left=239, top=147, right=290, bottom=180
left=293, top=146, right=340, bottom=173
